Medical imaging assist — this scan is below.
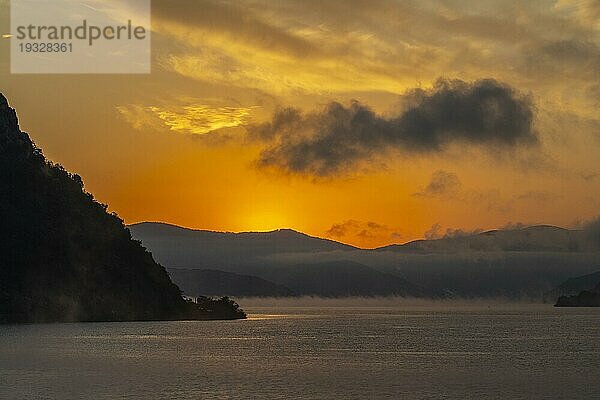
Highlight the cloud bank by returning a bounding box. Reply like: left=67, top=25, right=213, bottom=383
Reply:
left=250, top=79, right=537, bottom=176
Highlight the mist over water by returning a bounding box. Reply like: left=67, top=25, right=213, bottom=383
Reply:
left=236, top=296, right=546, bottom=308
left=1, top=301, right=599, bottom=399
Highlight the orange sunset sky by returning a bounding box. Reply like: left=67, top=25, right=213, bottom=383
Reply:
left=1, top=0, right=599, bottom=248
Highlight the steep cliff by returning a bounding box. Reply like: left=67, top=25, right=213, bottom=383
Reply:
left=0, top=94, right=244, bottom=322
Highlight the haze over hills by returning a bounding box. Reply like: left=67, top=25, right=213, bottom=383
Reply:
left=131, top=222, right=600, bottom=299
left=169, top=262, right=423, bottom=298
left=247, top=261, right=423, bottom=297
left=380, top=225, right=592, bottom=253
left=129, top=222, right=356, bottom=267
left=0, top=94, right=245, bottom=322
left=168, top=268, right=295, bottom=297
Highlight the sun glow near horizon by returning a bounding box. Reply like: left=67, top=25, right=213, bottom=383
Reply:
left=1, top=0, right=598, bottom=249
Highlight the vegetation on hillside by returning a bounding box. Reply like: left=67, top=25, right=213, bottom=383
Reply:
left=0, top=94, right=245, bottom=322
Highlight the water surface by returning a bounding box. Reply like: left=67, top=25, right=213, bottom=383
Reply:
left=1, top=301, right=599, bottom=399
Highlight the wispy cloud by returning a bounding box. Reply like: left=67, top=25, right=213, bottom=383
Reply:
left=150, top=0, right=599, bottom=117
left=423, top=223, right=484, bottom=240
left=413, top=170, right=461, bottom=198
left=117, top=102, right=257, bottom=135
left=149, top=105, right=254, bottom=135
left=325, top=219, right=402, bottom=248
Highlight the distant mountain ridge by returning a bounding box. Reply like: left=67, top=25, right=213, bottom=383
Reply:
left=129, top=222, right=355, bottom=268
left=131, top=222, right=600, bottom=299
left=544, top=270, right=600, bottom=302
left=131, top=222, right=593, bottom=255
left=252, top=261, right=423, bottom=297
left=167, top=262, right=423, bottom=298
left=377, top=225, right=590, bottom=253
left=130, top=222, right=356, bottom=249
left=168, top=268, right=294, bottom=297
left=555, top=282, right=600, bottom=307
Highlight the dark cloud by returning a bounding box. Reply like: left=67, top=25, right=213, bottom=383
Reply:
left=413, top=170, right=461, bottom=198
left=327, top=220, right=387, bottom=238
left=250, top=78, right=537, bottom=175
left=326, top=221, right=354, bottom=238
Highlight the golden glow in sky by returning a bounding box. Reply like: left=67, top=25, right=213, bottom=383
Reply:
left=117, top=103, right=256, bottom=135
left=1, top=0, right=599, bottom=247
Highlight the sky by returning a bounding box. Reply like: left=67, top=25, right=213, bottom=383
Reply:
left=1, top=0, right=599, bottom=248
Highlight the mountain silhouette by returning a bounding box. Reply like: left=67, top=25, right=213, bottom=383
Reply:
left=254, top=261, right=424, bottom=297
left=0, top=93, right=244, bottom=322
left=377, top=225, right=590, bottom=253
left=131, top=222, right=600, bottom=298
left=544, top=270, right=600, bottom=302
left=168, top=268, right=295, bottom=297
left=129, top=222, right=355, bottom=268
left=129, top=223, right=423, bottom=297
left=555, top=282, right=600, bottom=307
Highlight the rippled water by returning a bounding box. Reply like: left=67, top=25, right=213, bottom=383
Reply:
left=1, top=302, right=599, bottom=399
